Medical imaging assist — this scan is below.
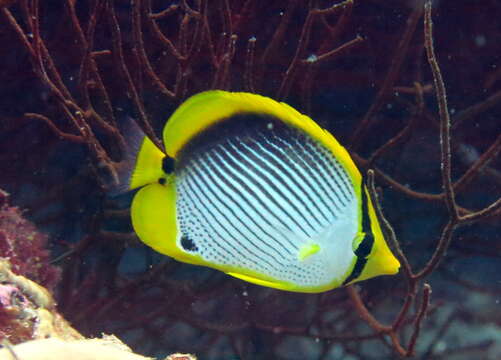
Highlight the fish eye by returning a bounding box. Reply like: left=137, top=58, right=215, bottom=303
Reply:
left=162, top=156, right=175, bottom=174
left=158, top=177, right=166, bottom=185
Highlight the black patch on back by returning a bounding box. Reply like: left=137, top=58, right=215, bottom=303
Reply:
left=342, top=183, right=375, bottom=285
left=176, top=112, right=299, bottom=171
left=181, top=235, right=198, bottom=252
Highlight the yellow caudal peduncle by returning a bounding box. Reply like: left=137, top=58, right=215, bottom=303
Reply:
left=128, top=136, right=165, bottom=190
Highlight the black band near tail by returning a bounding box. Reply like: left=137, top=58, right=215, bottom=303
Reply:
left=342, top=183, right=375, bottom=285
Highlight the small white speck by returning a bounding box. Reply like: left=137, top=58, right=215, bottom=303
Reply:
left=306, top=54, right=318, bottom=63
left=27, top=33, right=33, bottom=38
left=495, top=299, right=499, bottom=304
left=314, top=337, right=320, bottom=343
left=434, top=341, right=447, bottom=353
left=394, top=91, right=400, bottom=97
left=242, top=291, right=248, bottom=296
left=386, top=103, right=393, bottom=109
left=267, top=122, right=274, bottom=130
left=474, top=35, right=486, bottom=47
left=69, top=76, right=74, bottom=81
left=450, top=108, right=455, bottom=115
left=279, top=11, right=284, bottom=16
left=249, top=36, right=256, bottom=42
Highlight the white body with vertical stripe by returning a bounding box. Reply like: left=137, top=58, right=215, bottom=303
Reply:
left=174, top=114, right=359, bottom=289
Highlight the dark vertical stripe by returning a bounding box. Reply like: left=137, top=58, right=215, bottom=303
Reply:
left=198, top=151, right=294, bottom=256
left=303, top=141, right=354, bottom=203
left=225, top=138, right=314, bottom=235
left=191, top=156, right=290, bottom=262
left=178, top=179, right=249, bottom=262
left=208, top=146, right=299, bottom=250
left=332, top=158, right=356, bottom=197
left=216, top=140, right=311, bottom=237
left=342, top=184, right=375, bottom=285
left=233, top=138, right=319, bottom=232
left=249, top=134, right=331, bottom=225
left=184, top=167, right=281, bottom=272
left=296, top=139, right=352, bottom=204
left=206, top=146, right=297, bottom=253
left=273, top=135, right=346, bottom=212
left=257, top=133, right=338, bottom=222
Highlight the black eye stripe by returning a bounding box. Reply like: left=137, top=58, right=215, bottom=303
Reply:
left=162, top=156, right=175, bottom=174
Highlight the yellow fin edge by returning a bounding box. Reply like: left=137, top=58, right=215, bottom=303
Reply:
left=163, top=91, right=361, bottom=188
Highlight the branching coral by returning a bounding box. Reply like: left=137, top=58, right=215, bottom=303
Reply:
left=0, top=0, right=500, bottom=359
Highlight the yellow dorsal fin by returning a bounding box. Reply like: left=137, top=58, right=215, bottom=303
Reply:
left=162, top=91, right=361, bottom=190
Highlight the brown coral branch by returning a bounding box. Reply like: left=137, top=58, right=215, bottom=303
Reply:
left=317, top=0, right=353, bottom=53
left=257, top=0, right=297, bottom=92
left=414, top=1, right=459, bottom=280
left=453, top=133, right=501, bottom=194
left=24, top=113, right=85, bottom=143
left=244, top=36, right=256, bottom=93
left=276, top=0, right=353, bottom=100
left=299, top=34, right=363, bottom=65
left=106, top=0, right=161, bottom=149
left=452, top=89, right=501, bottom=129
left=133, top=0, right=176, bottom=100
left=349, top=4, right=424, bottom=149
left=405, top=283, right=431, bottom=356
left=459, top=197, right=501, bottom=223
left=368, top=82, right=424, bottom=165
left=366, top=170, right=413, bottom=282
left=149, top=3, right=179, bottom=20
left=423, top=1, right=458, bottom=221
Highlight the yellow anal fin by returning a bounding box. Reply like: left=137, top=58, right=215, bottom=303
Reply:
left=227, top=272, right=294, bottom=291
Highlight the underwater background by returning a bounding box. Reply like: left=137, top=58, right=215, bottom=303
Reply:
left=0, top=0, right=500, bottom=359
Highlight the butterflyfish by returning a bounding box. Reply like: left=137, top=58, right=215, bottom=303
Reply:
left=121, top=91, right=400, bottom=293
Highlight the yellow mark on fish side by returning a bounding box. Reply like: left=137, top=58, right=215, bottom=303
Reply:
left=298, top=243, right=320, bottom=261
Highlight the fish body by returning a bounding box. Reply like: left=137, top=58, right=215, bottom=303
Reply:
left=124, top=91, right=399, bottom=293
